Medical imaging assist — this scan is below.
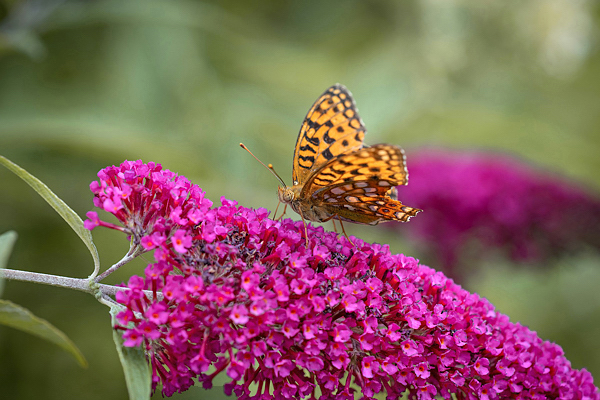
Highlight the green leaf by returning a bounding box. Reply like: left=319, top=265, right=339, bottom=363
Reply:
left=0, top=231, right=17, bottom=269
left=0, top=231, right=18, bottom=297
left=0, top=156, right=100, bottom=277
left=110, top=306, right=151, bottom=400
left=0, top=299, right=87, bottom=367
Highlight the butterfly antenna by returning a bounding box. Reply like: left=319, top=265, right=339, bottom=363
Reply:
left=239, top=143, right=287, bottom=187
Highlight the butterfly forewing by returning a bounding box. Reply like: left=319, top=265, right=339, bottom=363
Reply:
left=292, top=84, right=366, bottom=185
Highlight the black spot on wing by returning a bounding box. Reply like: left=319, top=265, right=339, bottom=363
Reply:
left=323, top=132, right=335, bottom=144
left=314, top=177, right=335, bottom=185
left=300, top=144, right=316, bottom=154
left=299, top=155, right=315, bottom=163
left=319, top=171, right=336, bottom=178
left=322, top=148, right=334, bottom=160
left=307, top=136, right=320, bottom=146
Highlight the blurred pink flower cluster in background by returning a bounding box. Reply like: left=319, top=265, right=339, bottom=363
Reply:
left=394, top=149, right=600, bottom=278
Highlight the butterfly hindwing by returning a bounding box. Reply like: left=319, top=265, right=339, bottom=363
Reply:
left=324, top=191, right=421, bottom=225
left=292, top=84, right=366, bottom=185
left=301, top=144, right=419, bottom=225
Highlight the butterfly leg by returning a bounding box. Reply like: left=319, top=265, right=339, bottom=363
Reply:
left=273, top=202, right=288, bottom=221
left=298, top=210, right=310, bottom=247
left=337, top=218, right=355, bottom=247
left=280, top=203, right=288, bottom=220
left=322, top=215, right=355, bottom=247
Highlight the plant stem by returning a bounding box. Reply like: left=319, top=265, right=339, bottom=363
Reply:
left=94, top=244, right=143, bottom=283
left=1, top=268, right=128, bottom=297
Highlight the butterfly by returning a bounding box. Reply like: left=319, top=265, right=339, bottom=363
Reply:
left=277, top=84, right=421, bottom=238
left=241, top=84, right=421, bottom=245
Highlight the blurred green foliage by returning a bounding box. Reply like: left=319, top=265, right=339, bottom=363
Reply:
left=0, top=0, right=599, bottom=398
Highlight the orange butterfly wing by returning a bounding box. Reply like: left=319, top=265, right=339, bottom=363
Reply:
left=292, top=84, right=366, bottom=186
left=302, top=144, right=421, bottom=225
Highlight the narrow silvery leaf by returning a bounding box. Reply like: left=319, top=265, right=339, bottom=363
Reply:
left=0, top=156, right=100, bottom=276
left=110, top=306, right=151, bottom=400
left=0, top=299, right=87, bottom=367
left=0, top=231, right=18, bottom=297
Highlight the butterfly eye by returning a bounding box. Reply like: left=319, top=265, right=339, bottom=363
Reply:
left=283, top=189, right=294, bottom=202
left=278, top=187, right=295, bottom=204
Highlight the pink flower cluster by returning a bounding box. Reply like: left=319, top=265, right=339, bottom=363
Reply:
left=395, top=149, right=600, bottom=276
left=86, top=160, right=599, bottom=399
left=84, top=160, right=213, bottom=248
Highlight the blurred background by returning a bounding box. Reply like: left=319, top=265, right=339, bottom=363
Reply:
left=0, top=0, right=599, bottom=399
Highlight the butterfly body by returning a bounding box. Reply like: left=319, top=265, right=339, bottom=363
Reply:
left=278, top=185, right=332, bottom=223
left=279, top=84, right=421, bottom=227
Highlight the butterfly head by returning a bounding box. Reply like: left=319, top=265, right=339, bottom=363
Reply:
left=277, top=186, right=295, bottom=205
